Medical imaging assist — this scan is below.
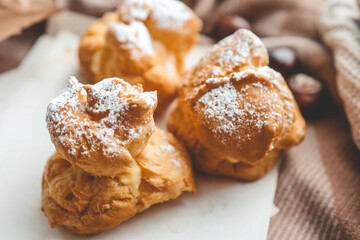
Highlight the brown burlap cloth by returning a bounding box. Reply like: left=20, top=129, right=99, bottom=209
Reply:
left=1, top=0, right=360, bottom=239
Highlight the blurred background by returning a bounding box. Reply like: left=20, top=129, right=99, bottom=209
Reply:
left=0, top=0, right=340, bottom=115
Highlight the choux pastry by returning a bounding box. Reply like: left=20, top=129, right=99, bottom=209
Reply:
left=78, top=0, right=202, bottom=112
left=168, top=29, right=306, bottom=181
left=43, top=77, right=195, bottom=234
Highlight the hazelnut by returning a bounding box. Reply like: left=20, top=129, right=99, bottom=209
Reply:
left=215, top=15, right=253, bottom=40
left=269, top=47, right=299, bottom=77
left=287, top=73, right=324, bottom=114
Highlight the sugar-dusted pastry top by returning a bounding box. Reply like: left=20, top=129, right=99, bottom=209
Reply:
left=190, top=66, right=298, bottom=163
left=168, top=29, right=306, bottom=180
left=42, top=127, right=195, bottom=234
left=116, top=0, right=200, bottom=54
left=118, top=0, right=194, bottom=31
left=108, top=20, right=154, bottom=58
left=193, top=28, right=269, bottom=81
left=180, top=29, right=269, bottom=95
left=46, top=77, right=157, bottom=176
left=79, top=0, right=202, bottom=112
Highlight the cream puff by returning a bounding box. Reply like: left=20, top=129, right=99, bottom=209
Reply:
left=167, top=29, right=306, bottom=181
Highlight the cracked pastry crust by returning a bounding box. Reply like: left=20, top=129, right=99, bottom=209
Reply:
left=46, top=77, right=157, bottom=177
left=78, top=0, right=202, bottom=112
left=42, top=77, right=195, bottom=234
left=167, top=29, right=306, bottom=181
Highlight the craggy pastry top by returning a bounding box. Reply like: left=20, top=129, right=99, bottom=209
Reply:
left=46, top=77, right=157, bottom=176
left=116, top=0, right=201, bottom=54
left=177, top=29, right=305, bottom=165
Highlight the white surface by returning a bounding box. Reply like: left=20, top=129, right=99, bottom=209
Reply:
left=46, top=11, right=96, bottom=37
left=0, top=13, right=278, bottom=240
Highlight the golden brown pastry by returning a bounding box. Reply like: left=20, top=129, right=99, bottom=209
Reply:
left=43, top=77, right=195, bottom=234
left=168, top=29, right=306, bottom=181
left=46, top=77, right=157, bottom=177
left=79, top=0, right=202, bottom=112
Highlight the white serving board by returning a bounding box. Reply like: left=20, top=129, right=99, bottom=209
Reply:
left=0, top=13, right=278, bottom=240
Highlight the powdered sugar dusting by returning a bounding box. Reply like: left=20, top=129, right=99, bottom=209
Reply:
left=108, top=21, right=154, bottom=57
left=120, top=0, right=149, bottom=21
left=46, top=77, right=157, bottom=158
left=171, top=159, right=181, bottom=167
left=195, top=69, right=286, bottom=144
left=197, top=82, right=241, bottom=136
left=119, top=0, right=192, bottom=30
left=160, top=144, right=175, bottom=152
left=231, top=66, right=281, bottom=82
left=150, top=0, right=191, bottom=30
left=198, top=29, right=268, bottom=77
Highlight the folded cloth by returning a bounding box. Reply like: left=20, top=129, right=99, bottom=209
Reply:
left=319, top=0, right=360, bottom=151
left=268, top=106, right=360, bottom=239
left=0, top=0, right=57, bottom=41
left=0, top=0, right=54, bottom=14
